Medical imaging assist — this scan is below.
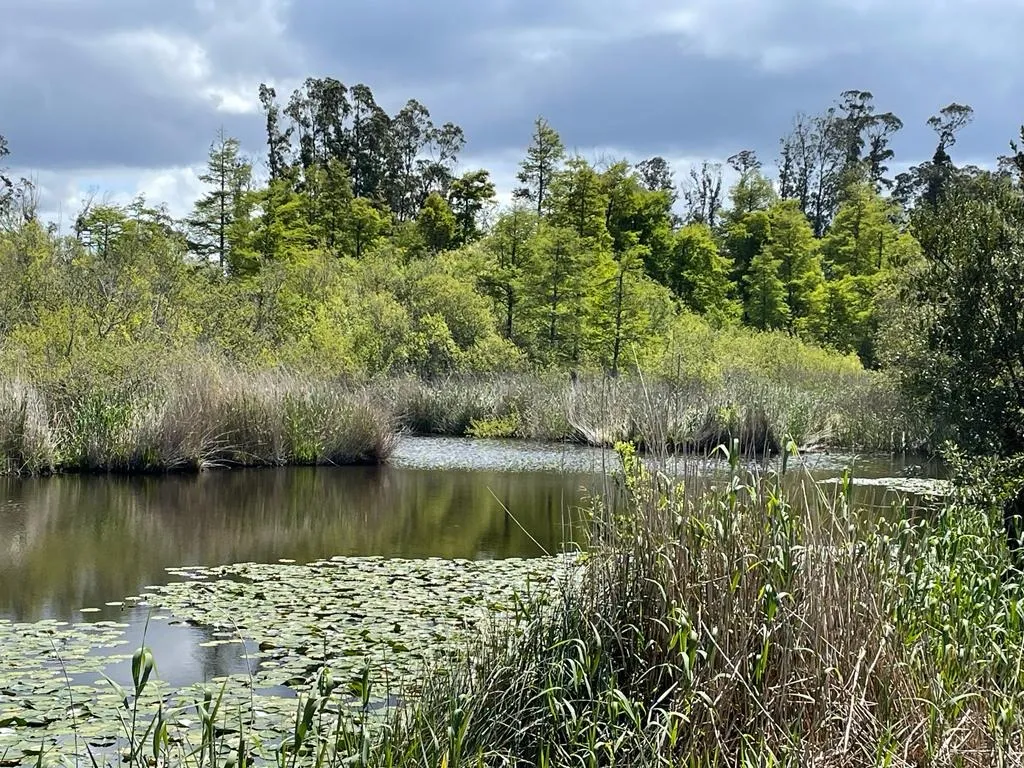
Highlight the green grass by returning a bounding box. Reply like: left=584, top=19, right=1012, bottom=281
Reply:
left=16, top=442, right=1024, bottom=767
left=0, top=365, right=397, bottom=475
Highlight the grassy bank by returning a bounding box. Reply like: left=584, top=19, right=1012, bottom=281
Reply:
left=0, top=363, right=921, bottom=476
left=0, top=366, right=396, bottom=475
left=10, top=446, right=1019, bottom=766
left=380, top=367, right=919, bottom=456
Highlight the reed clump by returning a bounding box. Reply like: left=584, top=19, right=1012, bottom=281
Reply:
left=362, top=445, right=1022, bottom=767
left=379, top=367, right=921, bottom=455
left=0, top=365, right=396, bottom=475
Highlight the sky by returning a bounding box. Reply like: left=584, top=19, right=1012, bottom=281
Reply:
left=3, top=0, right=1023, bottom=223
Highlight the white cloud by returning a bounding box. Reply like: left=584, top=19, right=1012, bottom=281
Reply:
left=15, top=165, right=207, bottom=227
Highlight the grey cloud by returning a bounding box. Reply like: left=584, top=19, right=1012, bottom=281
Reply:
left=1, top=0, right=1022, bottom=187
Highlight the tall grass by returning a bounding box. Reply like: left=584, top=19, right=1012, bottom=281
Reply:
left=378, top=368, right=922, bottom=455
left=0, top=365, right=396, bottom=475
left=361, top=445, right=1022, bottom=767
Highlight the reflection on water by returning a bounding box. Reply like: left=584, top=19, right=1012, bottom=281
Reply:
left=0, top=465, right=594, bottom=623
left=0, top=436, right=942, bottom=689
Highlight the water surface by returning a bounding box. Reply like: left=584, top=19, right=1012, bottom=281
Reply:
left=0, top=437, right=942, bottom=688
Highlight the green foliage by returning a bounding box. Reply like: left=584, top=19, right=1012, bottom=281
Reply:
left=514, top=116, right=564, bottom=216
left=448, top=168, right=496, bottom=246
left=765, top=200, right=824, bottom=335
left=670, top=223, right=740, bottom=324
left=416, top=192, right=457, bottom=253
left=883, top=170, right=1024, bottom=453
left=744, top=249, right=789, bottom=331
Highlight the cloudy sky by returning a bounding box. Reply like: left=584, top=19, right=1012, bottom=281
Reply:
left=3, top=0, right=1022, bottom=222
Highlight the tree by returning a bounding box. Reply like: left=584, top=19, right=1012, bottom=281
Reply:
left=881, top=169, right=1024, bottom=454
left=597, top=245, right=672, bottom=375
left=832, top=90, right=902, bottom=190
left=340, top=197, right=388, bottom=259
left=547, top=156, right=610, bottom=247
left=603, top=162, right=675, bottom=280
left=304, top=156, right=355, bottom=255
left=449, top=169, right=496, bottom=246
left=387, top=99, right=434, bottom=221
left=0, top=133, right=11, bottom=217
left=895, top=103, right=974, bottom=208
left=416, top=122, right=465, bottom=203
left=745, top=250, right=789, bottom=331
left=482, top=206, right=538, bottom=344
left=723, top=209, right=772, bottom=316
left=527, top=224, right=596, bottom=366
left=669, top=224, right=739, bottom=324
left=777, top=92, right=902, bottom=235
left=347, top=84, right=391, bottom=200
left=635, top=156, right=677, bottom=203
left=725, top=152, right=776, bottom=218
left=765, top=200, right=824, bottom=333
left=416, top=192, right=456, bottom=253
left=514, top=117, right=564, bottom=217
left=188, top=129, right=253, bottom=270
left=258, top=84, right=293, bottom=180
left=683, top=161, right=723, bottom=228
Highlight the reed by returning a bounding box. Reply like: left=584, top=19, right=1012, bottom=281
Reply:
left=379, top=368, right=922, bottom=455
left=0, top=365, right=397, bottom=475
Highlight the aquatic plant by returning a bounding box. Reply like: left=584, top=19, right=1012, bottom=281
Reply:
left=0, top=365, right=397, bottom=476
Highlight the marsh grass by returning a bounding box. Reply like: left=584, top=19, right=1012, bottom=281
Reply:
left=351, top=445, right=1022, bottom=767
left=0, top=378, right=54, bottom=474
left=0, top=366, right=396, bottom=475
left=380, top=368, right=922, bottom=456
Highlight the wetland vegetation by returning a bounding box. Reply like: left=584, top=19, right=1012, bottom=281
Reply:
left=3, top=79, right=1024, bottom=766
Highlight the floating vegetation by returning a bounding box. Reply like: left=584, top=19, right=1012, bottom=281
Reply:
left=816, top=475, right=951, bottom=497
left=0, top=556, right=573, bottom=764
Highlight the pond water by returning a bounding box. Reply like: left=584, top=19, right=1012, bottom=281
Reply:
left=0, top=437, right=943, bottom=692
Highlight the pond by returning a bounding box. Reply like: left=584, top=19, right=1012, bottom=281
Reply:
left=0, top=438, right=943, bottom=759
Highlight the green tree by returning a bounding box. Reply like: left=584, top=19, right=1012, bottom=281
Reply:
left=669, top=224, right=739, bottom=324
left=881, top=169, right=1024, bottom=453
left=744, top=250, right=789, bottom=331
left=634, top=156, right=677, bottom=203
left=188, top=130, right=253, bottom=270
left=416, top=192, right=456, bottom=253
left=303, top=156, right=355, bottom=255
left=547, top=156, right=610, bottom=247
left=514, top=117, right=564, bottom=217
left=723, top=210, right=771, bottom=316
left=340, top=197, right=389, bottom=259
left=596, top=245, right=672, bottom=375
left=602, top=162, right=675, bottom=281
left=449, top=169, right=496, bottom=246
left=481, top=206, right=539, bottom=344
left=725, top=151, right=776, bottom=217
left=765, top=200, right=824, bottom=333
left=527, top=224, right=599, bottom=366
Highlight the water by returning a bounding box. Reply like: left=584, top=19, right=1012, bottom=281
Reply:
left=0, top=437, right=942, bottom=689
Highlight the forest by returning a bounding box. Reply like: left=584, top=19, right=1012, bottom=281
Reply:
left=1, top=80, right=1024, bottom=464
